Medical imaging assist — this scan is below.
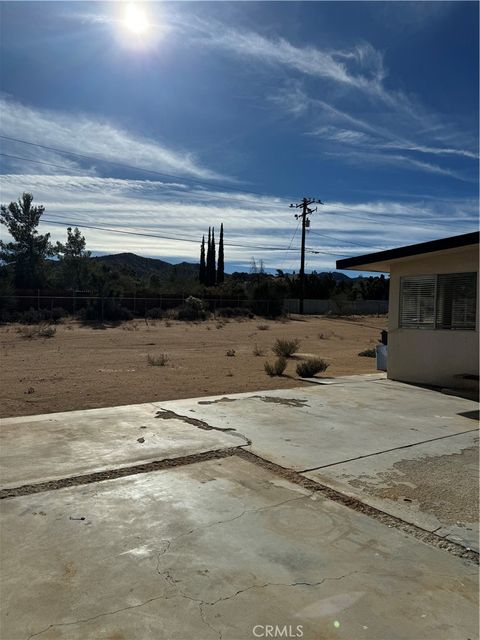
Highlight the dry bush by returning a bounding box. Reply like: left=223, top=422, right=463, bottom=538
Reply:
left=272, top=338, right=300, bottom=357
left=358, top=348, right=376, bottom=358
left=17, top=324, right=56, bottom=339
left=226, top=349, right=236, bottom=357
left=257, top=324, right=269, bottom=331
left=123, top=322, right=139, bottom=331
left=318, top=332, right=330, bottom=340
left=147, top=353, right=169, bottom=367
left=296, top=358, right=329, bottom=378
left=264, top=356, right=287, bottom=377
left=38, top=324, right=56, bottom=338
left=252, top=344, right=265, bottom=357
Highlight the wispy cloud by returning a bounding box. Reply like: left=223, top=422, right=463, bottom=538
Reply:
left=0, top=97, right=227, bottom=181
left=0, top=173, right=476, bottom=271
left=194, top=24, right=390, bottom=101
left=310, top=123, right=478, bottom=160
left=324, top=148, right=472, bottom=181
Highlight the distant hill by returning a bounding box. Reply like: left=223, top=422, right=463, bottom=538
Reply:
left=92, top=253, right=199, bottom=280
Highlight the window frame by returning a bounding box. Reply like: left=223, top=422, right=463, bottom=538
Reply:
left=399, top=272, right=477, bottom=331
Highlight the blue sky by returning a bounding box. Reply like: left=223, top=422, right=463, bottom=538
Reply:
left=0, top=1, right=478, bottom=273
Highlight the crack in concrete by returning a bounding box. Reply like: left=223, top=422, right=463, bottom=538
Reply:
left=155, top=409, right=251, bottom=445
left=198, top=397, right=238, bottom=406
left=154, top=494, right=311, bottom=564
left=250, top=396, right=310, bottom=408
left=299, top=427, right=480, bottom=473
left=25, top=593, right=168, bottom=640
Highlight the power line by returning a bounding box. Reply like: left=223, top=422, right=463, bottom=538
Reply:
left=40, top=216, right=301, bottom=252
left=0, top=134, right=299, bottom=203
left=308, top=228, right=388, bottom=250
left=278, top=218, right=301, bottom=272
left=2, top=138, right=472, bottom=233
left=0, top=153, right=86, bottom=173
left=0, top=150, right=291, bottom=210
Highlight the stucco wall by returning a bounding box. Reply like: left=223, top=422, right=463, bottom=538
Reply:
left=388, top=245, right=479, bottom=387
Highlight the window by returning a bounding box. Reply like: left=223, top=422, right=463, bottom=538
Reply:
left=400, top=272, right=477, bottom=330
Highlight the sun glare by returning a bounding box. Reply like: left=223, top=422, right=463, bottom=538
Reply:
left=123, top=3, right=150, bottom=36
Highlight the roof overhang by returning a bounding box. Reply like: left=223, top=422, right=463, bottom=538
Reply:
left=336, top=231, right=479, bottom=273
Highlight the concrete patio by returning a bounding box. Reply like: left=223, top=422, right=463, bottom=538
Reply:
left=0, top=378, right=478, bottom=639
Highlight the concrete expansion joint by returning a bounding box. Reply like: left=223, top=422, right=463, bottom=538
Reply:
left=298, top=427, right=480, bottom=473
left=234, top=449, right=480, bottom=566
left=0, top=447, right=243, bottom=500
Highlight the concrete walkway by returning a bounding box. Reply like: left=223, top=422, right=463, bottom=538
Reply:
left=1, top=378, right=478, bottom=639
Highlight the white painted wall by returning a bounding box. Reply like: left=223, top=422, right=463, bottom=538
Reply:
left=388, top=244, right=479, bottom=388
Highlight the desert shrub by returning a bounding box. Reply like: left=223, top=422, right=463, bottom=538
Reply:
left=253, top=344, right=265, bottom=356
left=318, top=332, right=330, bottom=340
left=17, top=326, right=37, bottom=339
left=147, top=353, right=169, bottom=366
left=17, top=323, right=56, bottom=339
left=146, top=307, right=164, bottom=319
left=264, top=356, right=287, bottom=377
left=296, top=358, right=329, bottom=378
left=50, top=307, right=67, bottom=323
left=164, top=308, right=178, bottom=320
left=80, top=299, right=133, bottom=323
left=257, top=324, right=269, bottom=331
left=38, top=324, right=56, bottom=338
left=216, top=307, right=252, bottom=318
left=122, top=321, right=139, bottom=331
left=358, top=348, right=376, bottom=358
left=226, top=349, right=236, bottom=357
left=272, top=338, right=300, bottom=357
left=177, top=296, right=208, bottom=321
left=17, top=307, right=45, bottom=324
left=248, top=279, right=287, bottom=318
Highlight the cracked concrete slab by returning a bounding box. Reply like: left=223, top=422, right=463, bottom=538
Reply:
left=0, top=403, right=242, bottom=489
left=1, top=456, right=477, bottom=640
left=303, top=431, right=479, bottom=552
left=151, top=379, right=479, bottom=472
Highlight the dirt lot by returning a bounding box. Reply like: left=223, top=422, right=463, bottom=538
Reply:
left=0, top=315, right=386, bottom=418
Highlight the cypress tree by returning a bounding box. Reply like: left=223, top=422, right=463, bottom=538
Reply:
left=206, top=227, right=212, bottom=286
left=210, top=227, right=216, bottom=286
left=199, top=235, right=206, bottom=284
left=217, top=223, right=224, bottom=284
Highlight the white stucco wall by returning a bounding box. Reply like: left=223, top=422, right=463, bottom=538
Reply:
left=388, top=244, right=479, bottom=387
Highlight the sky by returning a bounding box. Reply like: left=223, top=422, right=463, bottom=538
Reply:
left=0, top=1, right=478, bottom=274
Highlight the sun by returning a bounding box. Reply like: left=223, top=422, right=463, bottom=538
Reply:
left=123, top=3, right=150, bottom=36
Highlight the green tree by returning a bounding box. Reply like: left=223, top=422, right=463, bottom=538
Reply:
left=199, top=235, right=206, bottom=284
left=217, top=223, right=224, bottom=284
left=56, top=226, right=91, bottom=290
left=0, top=193, right=55, bottom=288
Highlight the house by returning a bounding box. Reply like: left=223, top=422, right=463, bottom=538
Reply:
left=336, top=231, right=479, bottom=389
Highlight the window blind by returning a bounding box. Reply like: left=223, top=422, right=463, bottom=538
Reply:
left=399, top=275, right=436, bottom=328
left=400, top=272, right=477, bottom=330
left=436, top=272, right=477, bottom=330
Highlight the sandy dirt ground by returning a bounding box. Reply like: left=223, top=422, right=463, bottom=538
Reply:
left=0, top=315, right=386, bottom=418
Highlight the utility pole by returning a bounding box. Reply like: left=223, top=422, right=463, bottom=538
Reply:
left=290, top=197, right=323, bottom=315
